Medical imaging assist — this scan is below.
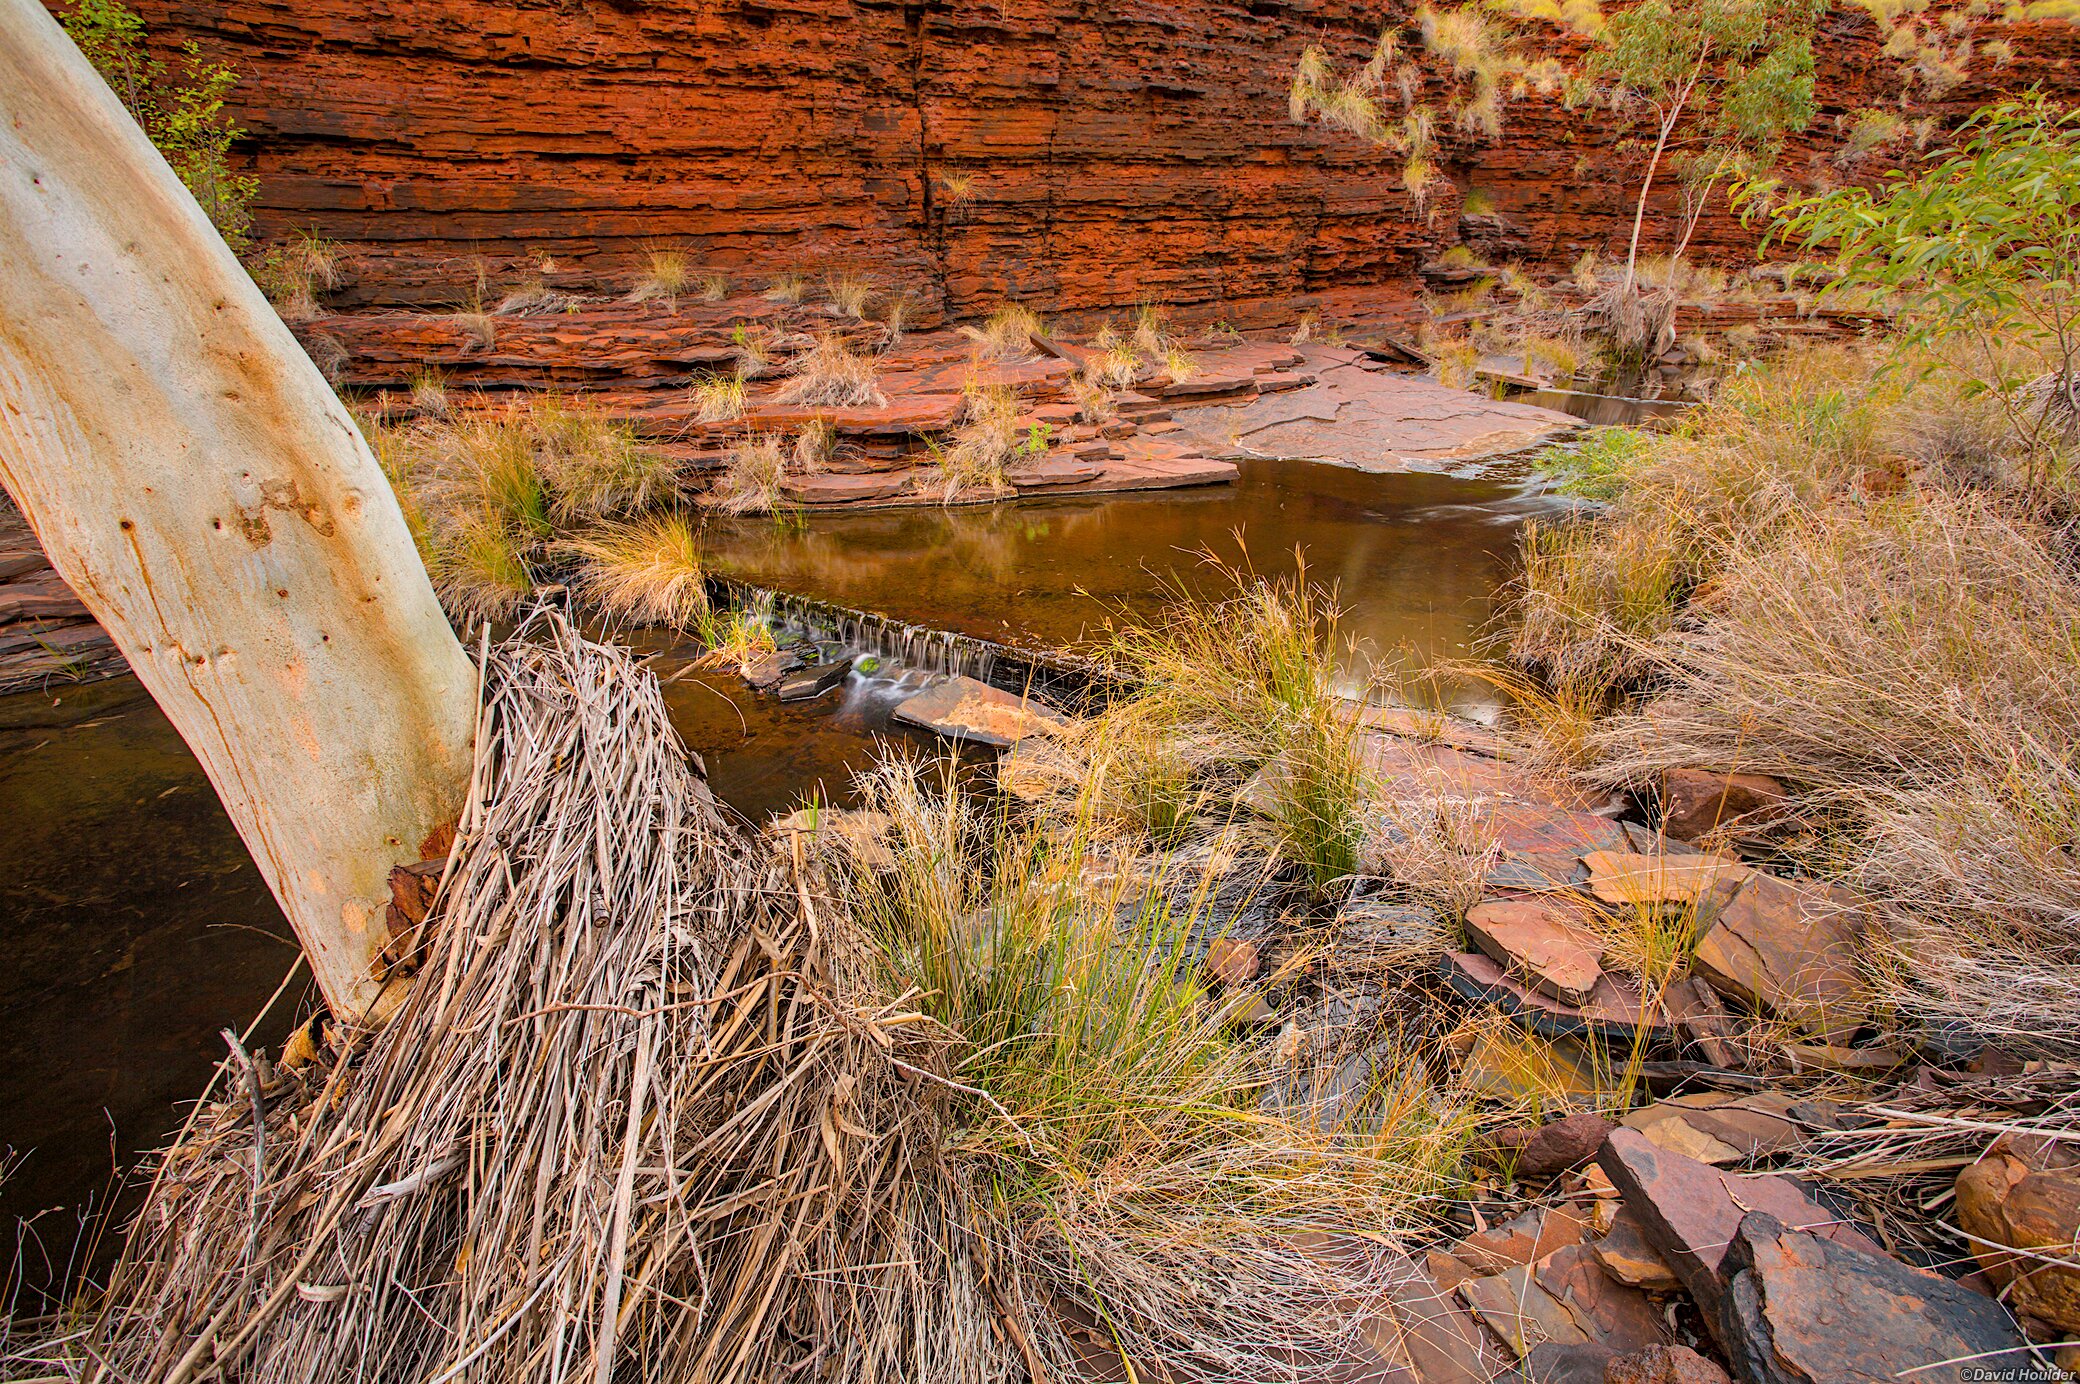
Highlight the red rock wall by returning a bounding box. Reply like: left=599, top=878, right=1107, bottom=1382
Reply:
left=66, top=0, right=2080, bottom=318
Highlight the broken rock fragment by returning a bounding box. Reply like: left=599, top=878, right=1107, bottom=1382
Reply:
left=1689, top=872, right=1867, bottom=1043
left=1718, top=1211, right=2028, bottom=1384
left=891, top=674, right=1066, bottom=747
left=1954, top=1134, right=2080, bottom=1332
left=1594, top=1127, right=1882, bottom=1327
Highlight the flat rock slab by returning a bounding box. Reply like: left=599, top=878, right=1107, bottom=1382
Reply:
left=1622, top=1092, right=1809, bottom=1166
left=892, top=675, right=1066, bottom=747
left=1168, top=346, right=1577, bottom=471
left=1581, top=851, right=1751, bottom=909
left=1465, top=897, right=1607, bottom=1006
left=1720, top=1211, right=2027, bottom=1384
left=1692, top=872, right=1869, bottom=1043
left=780, top=471, right=912, bottom=504
left=1596, top=1127, right=1883, bottom=1328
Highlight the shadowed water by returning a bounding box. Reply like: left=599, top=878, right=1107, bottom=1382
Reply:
left=0, top=455, right=1573, bottom=1299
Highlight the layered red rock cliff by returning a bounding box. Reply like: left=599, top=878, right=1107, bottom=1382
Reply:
left=52, top=0, right=2080, bottom=318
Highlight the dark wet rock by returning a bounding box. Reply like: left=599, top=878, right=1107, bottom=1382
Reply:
left=1718, top=1211, right=2027, bottom=1384
left=1595, top=1128, right=1883, bottom=1329
left=1603, top=1344, right=1731, bottom=1384
left=1658, top=768, right=1790, bottom=843
left=775, top=659, right=850, bottom=701
left=890, top=674, right=1066, bottom=747
left=1465, top=898, right=1608, bottom=1006
left=740, top=645, right=806, bottom=691
left=1690, top=873, right=1868, bottom=1043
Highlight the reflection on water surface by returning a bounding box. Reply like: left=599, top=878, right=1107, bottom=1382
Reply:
left=0, top=456, right=1567, bottom=1288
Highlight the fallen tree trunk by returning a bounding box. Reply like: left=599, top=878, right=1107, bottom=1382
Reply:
left=0, top=0, right=475, bottom=1015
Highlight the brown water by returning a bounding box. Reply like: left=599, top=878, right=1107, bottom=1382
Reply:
left=0, top=454, right=1571, bottom=1297
left=701, top=458, right=1567, bottom=713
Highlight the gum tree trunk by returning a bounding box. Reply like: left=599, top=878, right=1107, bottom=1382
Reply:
left=0, top=0, right=476, bottom=1016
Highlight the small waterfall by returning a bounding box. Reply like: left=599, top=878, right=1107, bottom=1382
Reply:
left=706, top=577, right=1120, bottom=709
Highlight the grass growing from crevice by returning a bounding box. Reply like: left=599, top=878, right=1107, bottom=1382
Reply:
left=706, top=433, right=790, bottom=515
left=775, top=334, right=886, bottom=408
left=374, top=397, right=680, bottom=621
left=960, top=303, right=1043, bottom=362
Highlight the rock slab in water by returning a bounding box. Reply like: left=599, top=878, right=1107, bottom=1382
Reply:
left=1718, top=1211, right=2027, bottom=1384
left=892, top=675, right=1065, bottom=747
left=776, top=660, right=850, bottom=701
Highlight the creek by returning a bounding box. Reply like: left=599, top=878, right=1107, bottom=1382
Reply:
left=0, top=452, right=1576, bottom=1298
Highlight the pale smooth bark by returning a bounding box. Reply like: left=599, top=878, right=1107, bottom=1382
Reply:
left=0, top=0, right=476, bottom=1015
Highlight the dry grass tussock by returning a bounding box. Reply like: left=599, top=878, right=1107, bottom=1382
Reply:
left=376, top=398, right=679, bottom=621
left=1507, top=338, right=2080, bottom=1053
left=562, top=512, right=711, bottom=631
left=75, top=614, right=1480, bottom=1384
left=774, top=334, right=886, bottom=409
left=931, top=384, right=1022, bottom=505
left=959, top=303, right=1043, bottom=362
left=1090, top=558, right=1381, bottom=894
left=705, top=433, right=789, bottom=515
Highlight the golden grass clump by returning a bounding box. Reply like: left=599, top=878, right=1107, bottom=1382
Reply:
left=933, top=383, right=1021, bottom=504
left=707, top=433, right=789, bottom=514
left=1095, top=557, right=1378, bottom=893
left=630, top=247, right=691, bottom=304
left=823, top=272, right=875, bottom=319
left=377, top=398, right=679, bottom=622
left=564, top=512, right=711, bottom=630
left=762, top=271, right=807, bottom=304
left=959, top=303, right=1043, bottom=361
left=528, top=397, right=679, bottom=522
left=775, top=334, right=887, bottom=408
left=692, top=371, right=746, bottom=424
left=1505, top=337, right=2080, bottom=1053
left=1091, top=321, right=1146, bottom=389
left=254, top=230, right=344, bottom=321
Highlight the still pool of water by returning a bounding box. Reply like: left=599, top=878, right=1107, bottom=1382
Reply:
left=700, top=458, right=1568, bottom=711
left=0, top=455, right=1572, bottom=1294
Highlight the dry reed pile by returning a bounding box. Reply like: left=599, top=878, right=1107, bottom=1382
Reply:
left=83, top=610, right=1461, bottom=1384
